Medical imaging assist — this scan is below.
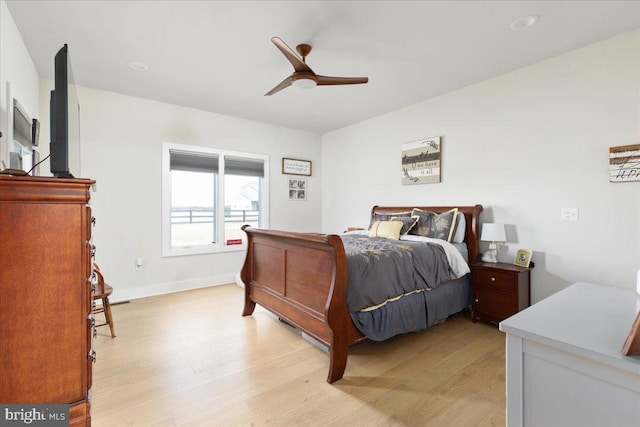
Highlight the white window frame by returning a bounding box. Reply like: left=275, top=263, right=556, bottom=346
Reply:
left=162, top=142, right=269, bottom=257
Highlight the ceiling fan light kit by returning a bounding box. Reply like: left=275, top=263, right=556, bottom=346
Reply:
left=510, top=15, right=540, bottom=30
left=265, top=37, right=368, bottom=96
left=293, top=77, right=317, bottom=89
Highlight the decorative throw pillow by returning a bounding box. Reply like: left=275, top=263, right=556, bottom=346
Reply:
left=390, top=216, right=419, bottom=236
left=369, top=220, right=403, bottom=240
left=368, top=211, right=411, bottom=229
left=409, top=208, right=459, bottom=242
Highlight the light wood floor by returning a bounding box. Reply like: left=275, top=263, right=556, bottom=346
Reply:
left=92, top=284, right=506, bottom=426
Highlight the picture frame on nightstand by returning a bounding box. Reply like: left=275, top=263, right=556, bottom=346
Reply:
left=514, top=249, right=532, bottom=267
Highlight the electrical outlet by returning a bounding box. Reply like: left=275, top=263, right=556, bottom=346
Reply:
left=560, top=208, right=579, bottom=222
left=135, top=259, right=143, bottom=271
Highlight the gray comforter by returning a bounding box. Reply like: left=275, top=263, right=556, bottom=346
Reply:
left=341, top=234, right=454, bottom=313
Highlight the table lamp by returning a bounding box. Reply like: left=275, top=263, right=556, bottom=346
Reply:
left=481, top=223, right=506, bottom=263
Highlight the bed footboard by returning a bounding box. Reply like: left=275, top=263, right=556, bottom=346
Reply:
left=240, top=226, right=365, bottom=383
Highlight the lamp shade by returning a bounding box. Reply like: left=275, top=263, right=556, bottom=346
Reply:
left=481, top=223, right=506, bottom=242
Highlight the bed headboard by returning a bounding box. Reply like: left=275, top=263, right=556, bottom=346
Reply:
left=370, top=205, right=484, bottom=263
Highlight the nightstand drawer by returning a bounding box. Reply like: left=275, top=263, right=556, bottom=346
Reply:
left=474, top=269, right=516, bottom=290
left=474, top=287, right=517, bottom=322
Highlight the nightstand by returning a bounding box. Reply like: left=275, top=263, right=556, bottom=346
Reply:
left=471, top=262, right=531, bottom=323
left=345, top=227, right=365, bottom=233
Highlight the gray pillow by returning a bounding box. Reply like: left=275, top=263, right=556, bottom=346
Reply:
left=368, top=211, right=411, bottom=229
left=390, top=216, right=419, bottom=235
left=409, top=208, right=459, bottom=242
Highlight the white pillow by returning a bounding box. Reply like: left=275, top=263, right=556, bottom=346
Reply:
left=452, top=213, right=466, bottom=243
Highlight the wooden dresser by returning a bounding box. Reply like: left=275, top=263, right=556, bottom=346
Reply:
left=0, top=176, right=96, bottom=426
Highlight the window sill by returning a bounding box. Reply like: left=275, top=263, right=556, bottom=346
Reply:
left=162, top=244, right=247, bottom=258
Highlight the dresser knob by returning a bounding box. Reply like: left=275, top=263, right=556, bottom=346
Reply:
left=475, top=298, right=479, bottom=302
left=491, top=277, right=496, bottom=282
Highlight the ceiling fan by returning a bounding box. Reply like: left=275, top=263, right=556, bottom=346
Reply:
left=265, top=37, right=368, bottom=96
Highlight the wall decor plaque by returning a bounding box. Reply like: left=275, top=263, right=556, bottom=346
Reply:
left=401, top=136, right=441, bottom=185
left=283, top=158, right=312, bottom=176
left=609, top=144, right=640, bottom=183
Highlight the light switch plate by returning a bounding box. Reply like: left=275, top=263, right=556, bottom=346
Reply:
left=561, top=208, right=579, bottom=222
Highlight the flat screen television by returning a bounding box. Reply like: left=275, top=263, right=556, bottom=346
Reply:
left=50, top=44, right=80, bottom=178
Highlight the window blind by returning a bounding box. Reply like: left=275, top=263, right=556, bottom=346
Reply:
left=224, top=156, right=264, bottom=177
left=170, top=150, right=219, bottom=173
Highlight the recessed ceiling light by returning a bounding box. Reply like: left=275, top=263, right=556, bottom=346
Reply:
left=128, top=61, right=148, bottom=71
left=510, top=15, right=539, bottom=30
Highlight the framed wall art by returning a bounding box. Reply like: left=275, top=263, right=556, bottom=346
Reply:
left=401, top=136, right=441, bottom=185
left=609, top=144, right=640, bottom=183
left=282, top=158, right=312, bottom=176
left=288, top=178, right=306, bottom=201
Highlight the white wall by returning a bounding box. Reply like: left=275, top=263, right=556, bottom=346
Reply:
left=63, top=87, right=322, bottom=301
left=4, top=0, right=638, bottom=303
left=0, top=1, right=40, bottom=167
left=4, top=0, right=323, bottom=303
left=322, top=30, right=640, bottom=302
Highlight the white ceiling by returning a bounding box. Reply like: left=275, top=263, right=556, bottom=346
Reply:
left=6, top=1, right=640, bottom=134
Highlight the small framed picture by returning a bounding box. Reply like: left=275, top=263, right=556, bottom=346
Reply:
left=514, top=249, right=532, bottom=267
left=288, top=178, right=306, bottom=200
left=282, top=158, right=312, bottom=176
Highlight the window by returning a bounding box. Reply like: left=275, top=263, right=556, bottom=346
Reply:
left=162, top=143, right=269, bottom=256
left=11, top=99, right=38, bottom=174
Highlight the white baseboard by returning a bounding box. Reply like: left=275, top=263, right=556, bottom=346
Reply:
left=235, top=271, right=244, bottom=288
left=110, top=273, right=237, bottom=303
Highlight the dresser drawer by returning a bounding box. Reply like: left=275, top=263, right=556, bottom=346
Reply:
left=474, top=268, right=516, bottom=290
left=86, top=206, right=93, bottom=241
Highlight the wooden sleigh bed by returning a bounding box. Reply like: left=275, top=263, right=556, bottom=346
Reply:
left=240, top=205, right=483, bottom=383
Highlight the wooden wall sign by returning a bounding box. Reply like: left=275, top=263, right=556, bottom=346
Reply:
left=282, top=158, right=312, bottom=176
left=401, top=136, right=441, bottom=185
left=609, top=144, right=640, bottom=182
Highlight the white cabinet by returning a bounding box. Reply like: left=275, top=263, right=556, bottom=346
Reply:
left=500, top=282, right=640, bottom=427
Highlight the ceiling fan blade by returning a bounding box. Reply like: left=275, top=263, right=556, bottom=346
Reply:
left=316, top=75, right=369, bottom=86
left=265, top=75, right=293, bottom=96
left=271, top=37, right=313, bottom=73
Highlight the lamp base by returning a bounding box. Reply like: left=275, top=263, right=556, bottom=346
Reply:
left=481, top=249, right=498, bottom=263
